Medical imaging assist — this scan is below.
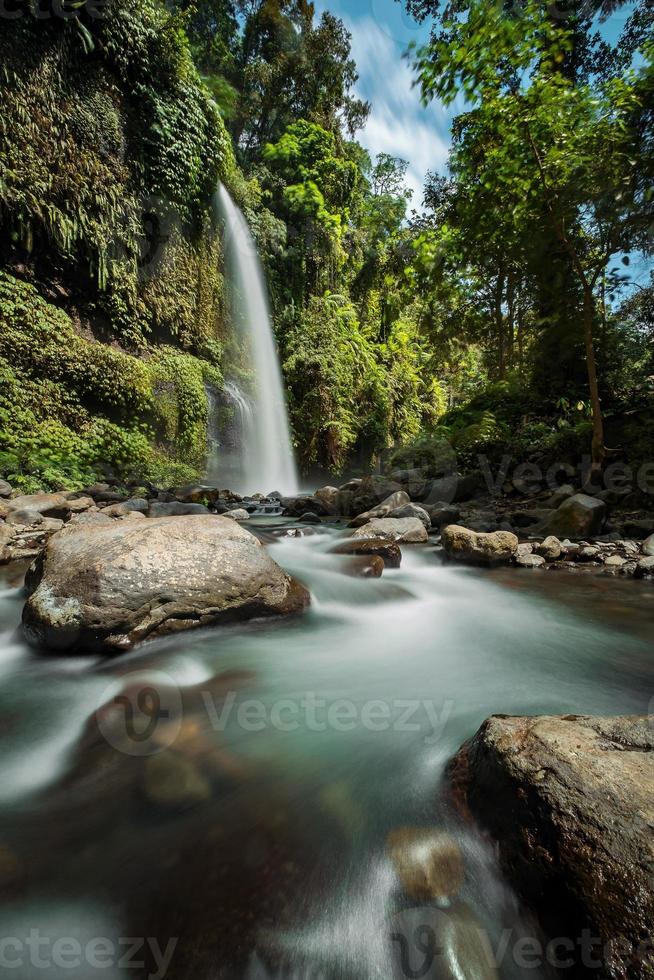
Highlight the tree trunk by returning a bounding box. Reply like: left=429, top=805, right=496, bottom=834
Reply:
left=582, top=284, right=604, bottom=474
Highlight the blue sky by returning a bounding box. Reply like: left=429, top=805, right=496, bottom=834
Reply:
left=317, top=0, right=638, bottom=205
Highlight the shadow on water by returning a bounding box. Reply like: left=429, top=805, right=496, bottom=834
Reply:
left=0, top=527, right=650, bottom=978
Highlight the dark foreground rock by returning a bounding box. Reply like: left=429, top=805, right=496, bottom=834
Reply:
left=22, top=515, right=310, bottom=653
left=449, top=714, right=654, bottom=979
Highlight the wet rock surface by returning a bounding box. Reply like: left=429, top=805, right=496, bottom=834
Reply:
left=449, top=714, right=654, bottom=979
left=22, top=515, right=310, bottom=653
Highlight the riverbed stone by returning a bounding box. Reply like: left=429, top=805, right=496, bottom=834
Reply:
left=22, top=515, right=310, bottom=653
left=329, top=537, right=402, bottom=569
left=5, top=492, right=94, bottom=520
left=148, top=501, right=210, bottom=517
left=641, top=533, right=654, bottom=557
left=223, top=508, right=250, bottom=521
left=387, top=827, right=465, bottom=901
left=449, top=714, right=654, bottom=980
left=388, top=502, right=431, bottom=529
left=348, top=491, right=410, bottom=528
left=635, top=555, right=654, bottom=578
left=535, top=535, right=562, bottom=560
left=515, top=553, right=545, bottom=569
left=102, top=497, right=149, bottom=518
left=441, top=525, right=518, bottom=565
left=423, top=502, right=461, bottom=527
left=538, top=493, right=606, bottom=539
left=351, top=517, right=428, bottom=544
left=343, top=555, right=384, bottom=578
left=313, top=486, right=340, bottom=515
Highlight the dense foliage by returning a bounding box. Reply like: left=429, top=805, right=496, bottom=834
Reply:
left=0, top=0, right=653, bottom=488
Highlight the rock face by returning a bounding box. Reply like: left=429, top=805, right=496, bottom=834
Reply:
left=449, top=714, right=654, bottom=979
left=539, top=492, right=606, bottom=539
left=441, top=525, right=518, bottom=565
left=22, top=515, right=310, bottom=653
left=351, top=517, right=428, bottom=544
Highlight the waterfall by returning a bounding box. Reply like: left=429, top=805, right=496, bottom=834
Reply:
left=214, top=185, right=299, bottom=495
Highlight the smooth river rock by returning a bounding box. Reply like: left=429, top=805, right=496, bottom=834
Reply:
left=441, top=525, right=518, bottom=565
left=348, top=490, right=410, bottom=528
left=329, top=538, right=402, bottom=569
left=22, top=515, right=310, bottom=653
left=351, top=517, right=428, bottom=544
left=449, top=714, right=654, bottom=979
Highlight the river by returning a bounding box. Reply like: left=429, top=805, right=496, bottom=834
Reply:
left=0, top=521, right=651, bottom=979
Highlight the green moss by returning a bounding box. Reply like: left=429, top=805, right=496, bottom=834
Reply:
left=0, top=272, right=218, bottom=490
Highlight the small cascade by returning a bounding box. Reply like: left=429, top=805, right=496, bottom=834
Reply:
left=212, top=185, right=299, bottom=496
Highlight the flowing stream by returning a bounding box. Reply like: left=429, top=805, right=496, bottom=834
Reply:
left=0, top=527, right=652, bottom=979
left=214, top=187, right=298, bottom=496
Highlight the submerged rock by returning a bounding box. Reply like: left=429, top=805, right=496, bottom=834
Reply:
left=449, top=714, right=654, bottom=979
left=351, top=517, right=428, bottom=544
left=441, top=525, right=518, bottom=565
left=22, top=515, right=310, bottom=653
left=342, top=555, right=384, bottom=578
left=329, top=537, right=402, bottom=569
left=387, top=827, right=465, bottom=901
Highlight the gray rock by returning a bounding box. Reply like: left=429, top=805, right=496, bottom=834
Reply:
left=102, top=497, right=149, bottom=518
left=515, top=542, right=533, bottom=557
left=68, top=511, right=113, bottom=526
left=6, top=509, right=44, bottom=527
left=603, top=555, right=627, bottom=568
left=538, top=493, right=606, bottom=539
left=544, top=483, right=575, bottom=508
left=223, top=508, right=249, bottom=521
left=0, top=480, right=12, bottom=499
left=449, top=714, right=654, bottom=980
left=313, top=486, right=340, bottom=515
left=423, top=502, right=460, bottom=527
left=329, top=538, right=402, bottom=569
left=441, top=525, right=518, bottom=565
left=22, top=515, right=310, bottom=653
left=423, top=472, right=480, bottom=505
left=620, top=518, right=654, bottom=539
left=298, top=512, right=321, bottom=524
left=148, top=501, right=209, bottom=518
left=348, top=491, right=410, bottom=528
left=388, top=503, right=431, bottom=529
left=351, top=517, right=428, bottom=544
left=6, top=492, right=94, bottom=520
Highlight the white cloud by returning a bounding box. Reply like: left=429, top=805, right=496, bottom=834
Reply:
left=343, top=12, right=453, bottom=204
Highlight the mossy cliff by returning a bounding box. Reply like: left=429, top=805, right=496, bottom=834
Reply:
left=0, top=1, right=237, bottom=491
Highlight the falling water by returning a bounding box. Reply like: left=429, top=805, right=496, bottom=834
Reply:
left=214, top=185, right=299, bottom=495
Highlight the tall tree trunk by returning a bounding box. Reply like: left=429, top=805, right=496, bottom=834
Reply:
left=582, top=284, right=604, bottom=474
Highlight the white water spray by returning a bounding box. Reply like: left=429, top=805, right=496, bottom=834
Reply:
left=214, top=185, right=298, bottom=495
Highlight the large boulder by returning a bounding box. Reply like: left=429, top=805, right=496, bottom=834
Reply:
left=348, top=490, right=410, bottom=528
left=449, top=714, right=654, bottom=979
left=538, top=492, right=606, bottom=539
left=344, top=476, right=403, bottom=516
left=351, top=517, right=428, bottom=544
left=22, top=515, right=310, bottom=653
left=441, top=525, right=518, bottom=565
left=423, top=502, right=461, bottom=527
